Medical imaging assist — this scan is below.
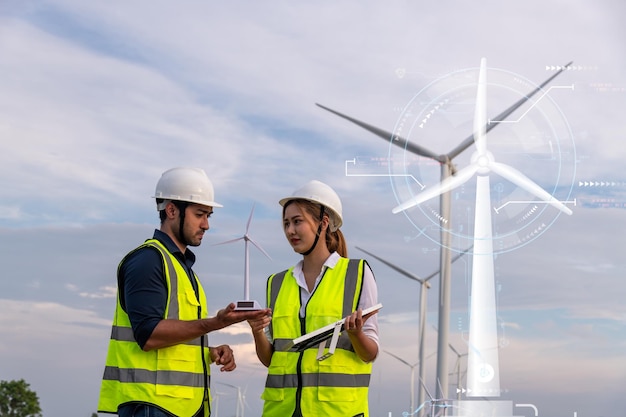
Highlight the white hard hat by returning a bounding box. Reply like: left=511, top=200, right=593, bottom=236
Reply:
left=153, top=167, right=223, bottom=210
left=279, top=180, right=343, bottom=231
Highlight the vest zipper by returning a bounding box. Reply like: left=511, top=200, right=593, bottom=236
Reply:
left=292, top=267, right=329, bottom=416
left=293, top=295, right=307, bottom=417
left=199, top=305, right=210, bottom=416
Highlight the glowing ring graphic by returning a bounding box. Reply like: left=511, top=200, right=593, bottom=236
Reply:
left=388, top=65, right=576, bottom=254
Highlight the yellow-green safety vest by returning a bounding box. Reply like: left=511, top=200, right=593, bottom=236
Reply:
left=262, top=257, right=372, bottom=417
left=98, top=239, right=212, bottom=417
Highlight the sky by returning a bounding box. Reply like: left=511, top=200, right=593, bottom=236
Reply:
left=0, top=1, right=625, bottom=416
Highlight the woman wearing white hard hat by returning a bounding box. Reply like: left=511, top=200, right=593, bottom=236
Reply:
left=249, top=180, right=380, bottom=417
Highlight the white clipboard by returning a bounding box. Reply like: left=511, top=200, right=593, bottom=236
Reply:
left=281, top=303, right=382, bottom=360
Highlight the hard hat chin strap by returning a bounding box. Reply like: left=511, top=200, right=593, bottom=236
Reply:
left=300, top=206, right=325, bottom=256
left=173, top=201, right=190, bottom=247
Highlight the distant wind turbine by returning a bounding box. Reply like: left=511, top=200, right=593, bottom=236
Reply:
left=211, top=390, right=234, bottom=417
left=317, top=59, right=572, bottom=400
left=215, top=382, right=246, bottom=417
left=215, top=204, right=271, bottom=309
left=393, top=58, right=573, bottom=397
left=448, top=343, right=468, bottom=401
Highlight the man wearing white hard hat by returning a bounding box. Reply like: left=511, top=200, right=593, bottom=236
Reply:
left=248, top=180, right=380, bottom=417
left=98, top=167, right=271, bottom=417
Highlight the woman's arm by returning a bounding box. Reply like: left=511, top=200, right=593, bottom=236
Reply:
left=346, top=261, right=380, bottom=362
left=248, top=314, right=274, bottom=367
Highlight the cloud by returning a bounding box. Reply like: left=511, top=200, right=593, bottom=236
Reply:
left=0, top=205, right=22, bottom=220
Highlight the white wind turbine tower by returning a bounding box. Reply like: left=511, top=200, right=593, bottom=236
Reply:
left=215, top=204, right=272, bottom=310
left=393, top=58, right=573, bottom=397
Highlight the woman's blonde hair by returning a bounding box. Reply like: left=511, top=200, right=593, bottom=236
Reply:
left=283, top=199, right=347, bottom=257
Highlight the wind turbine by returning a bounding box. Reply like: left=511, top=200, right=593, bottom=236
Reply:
left=211, top=389, right=233, bottom=417
left=448, top=343, right=468, bottom=401
left=384, top=349, right=420, bottom=416
left=393, top=58, right=573, bottom=397
left=215, top=204, right=272, bottom=310
left=417, top=377, right=455, bottom=417
left=316, top=60, right=572, bottom=399
left=215, top=382, right=245, bottom=417
left=355, top=245, right=471, bottom=415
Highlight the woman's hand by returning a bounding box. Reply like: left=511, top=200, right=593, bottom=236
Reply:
left=248, top=314, right=272, bottom=335
left=344, top=308, right=377, bottom=334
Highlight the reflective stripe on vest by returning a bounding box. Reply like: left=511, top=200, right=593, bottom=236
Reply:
left=265, top=372, right=371, bottom=388
left=102, top=366, right=206, bottom=387
left=98, top=240, right=210, bottom=417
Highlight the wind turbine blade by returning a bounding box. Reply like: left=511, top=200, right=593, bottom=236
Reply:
left=355, top=246, right=425, bottom=283
left=356, top=245, right=472, bottom=284
left=490, top=161, right=573, bottom=215
left=448, top=343, right=462, bottom=357
left=213, top=236, right=245, bottom=245
left=474, top=58, right=487, bottom=154
left=245, top=203, right=255, bottom=233
left=421, top=245, right=473, bottom=282
left=316, top=103, right=443, bottom=162
left=450, top=245, right=474, bottom=265
left=384, top=349, right=414, bottom=367
left=417, top=373, right=435, bottom=402
left=435, top=378, right=446, bottom=401
left=247, top=236, right=273, bottom=260
left=392, top=164, right=479, bottom=213
left=447, top=61, right=574, bottom=160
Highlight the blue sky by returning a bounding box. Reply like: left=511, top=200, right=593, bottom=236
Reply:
left=1, top=1, right=625, bottom=416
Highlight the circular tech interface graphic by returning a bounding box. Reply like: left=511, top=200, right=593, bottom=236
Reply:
left=388, top=64, right=576, bottom=255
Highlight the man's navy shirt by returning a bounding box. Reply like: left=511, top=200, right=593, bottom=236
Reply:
left=118, top=229, right=199, bottom=349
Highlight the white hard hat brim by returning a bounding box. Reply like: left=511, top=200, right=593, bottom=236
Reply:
left=155, top=198, right=223, bottom=211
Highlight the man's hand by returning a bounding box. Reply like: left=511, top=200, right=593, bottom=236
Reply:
left=216, top=303, right=271, bottom=329
left=210, top=344, right=236, bottom=372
